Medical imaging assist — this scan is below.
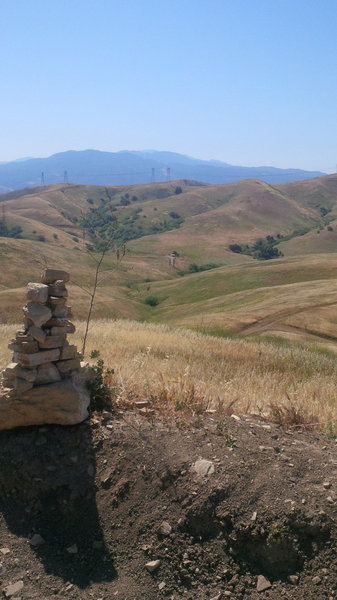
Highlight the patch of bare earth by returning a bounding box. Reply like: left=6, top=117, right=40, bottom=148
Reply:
left=0, top=412, right=336, bottom=599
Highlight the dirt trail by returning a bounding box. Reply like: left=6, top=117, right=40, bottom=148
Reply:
left=241, top=298, right=337, bottom=342
left=0, top=412, right=336, bottom=599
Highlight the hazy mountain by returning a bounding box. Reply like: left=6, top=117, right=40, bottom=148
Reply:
left=0, top=149, right=325, bottom=191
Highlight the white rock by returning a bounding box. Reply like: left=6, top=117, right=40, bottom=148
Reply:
left=158, top=521, right=172, bottom=536
left=2, top=580, right=24, bottom=597
left=192, top=459, right=215, bottom=477
left=256, top=575, right=271, bottom=592
left=26, top=282, right=49, bottom=304
left=145, top=559, right=161, bottom=572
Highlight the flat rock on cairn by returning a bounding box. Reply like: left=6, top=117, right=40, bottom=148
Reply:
left=0, top=268, right=91, bottom=429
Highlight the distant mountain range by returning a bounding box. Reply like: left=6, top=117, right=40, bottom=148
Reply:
left=0, top=149, right=325, bottom=191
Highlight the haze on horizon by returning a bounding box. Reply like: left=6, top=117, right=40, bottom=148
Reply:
left=1, top=0, right=337, bottom=173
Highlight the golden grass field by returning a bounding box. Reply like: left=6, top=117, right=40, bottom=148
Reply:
left=1, top=319, right=336, bottom=432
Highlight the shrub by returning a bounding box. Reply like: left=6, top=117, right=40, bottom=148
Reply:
left=144, top=295, right=159, bottom=307
left=229, top=244, right=242, bottom=253
left=327, top=226, right=333, bottom=231
left=37, top=235, right=46, bottom=242
left=175, top=186, right=182, bottom=195
left=169, top=211, right=181, bottom=219
left=87, top=350, right=115, bottom=411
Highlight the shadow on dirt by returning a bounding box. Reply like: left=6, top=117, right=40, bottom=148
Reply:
left=0, top=422, right=116, bottom=588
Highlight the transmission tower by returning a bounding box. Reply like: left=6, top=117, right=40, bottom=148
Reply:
left=166, top=167, right=171, bottom=181
left=64, top=170, right=69, bottom=184
left=41, top=171, right=45, bottom=186
left=151, top=168, right=155, bottom=183
left=1, top=205, right=6, bottom=227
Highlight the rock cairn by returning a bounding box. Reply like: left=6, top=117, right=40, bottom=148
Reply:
left=2, top=269, right=81, bottom=394
left=0, top=269, right=91, bottom=429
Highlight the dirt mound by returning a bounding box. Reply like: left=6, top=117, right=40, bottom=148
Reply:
left=0, top=412, right=336, bottom=599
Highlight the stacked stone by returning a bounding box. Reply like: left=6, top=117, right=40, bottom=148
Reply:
left=2, top=268, right=82, bottom=397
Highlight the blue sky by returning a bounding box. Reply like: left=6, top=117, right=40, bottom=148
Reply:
left=1, top=0, right=336, bottom=171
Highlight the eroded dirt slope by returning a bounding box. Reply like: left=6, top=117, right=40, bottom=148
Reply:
left=0, top=412, right=336, bottom=599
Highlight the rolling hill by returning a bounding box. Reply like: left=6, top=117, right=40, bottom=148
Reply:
left=1, top=174, right=337, bottom=346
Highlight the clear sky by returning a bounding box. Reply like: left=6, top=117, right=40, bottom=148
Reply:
left=1, top=0, right=336, bottom=171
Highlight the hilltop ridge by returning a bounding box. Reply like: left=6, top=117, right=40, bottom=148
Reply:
left=0, top=149, right=325, bottom=191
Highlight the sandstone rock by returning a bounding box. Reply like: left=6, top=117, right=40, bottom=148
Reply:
left=48, top=280, right=68, bottom=297
left=38, top=335, right=66, bottom=349
left=21, top=341, right=39, bottom=353
left=51, top=326, right=68, bottom=335
left=60, top=345, right=78, bottom=360
left=41, top=268, right=70, bottom=284
left=0, top=371, right=90, bottom=429
left=8, top=343, right=21, bottom=352
left=3, top=363, right=37, bottom=383
left=28, top=326, right=46, bottom=343
left=53, top=305, right=69, bottom=318
left=35, top=363, right=61, bottom=385
left=16, top=333, right=33, bottom=342
left=23, top=303, right=52, bottom=327
left=18, top=348, right=60, bottom=367
left=256, top=575, right=271, bottom=592
left=56, top=358, right=81, bottom=373
left=2, top=580, right=24, bottom=597
left=145, top=559, right=161, bottom=572
left=45, top=318, right=75, bottom=333
left=192, top=459, right=215, bottom=477
left=158, top=521, right=172, bottom=536
left=26, top=282, right=49, bottom=303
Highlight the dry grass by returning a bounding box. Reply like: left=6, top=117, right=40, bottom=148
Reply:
left=1, top=319, right=337, bottom=430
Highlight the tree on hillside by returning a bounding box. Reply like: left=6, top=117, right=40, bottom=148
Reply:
left=252, top=238, right=282, bottom=260
left=77, top=211, right=126, bottom=355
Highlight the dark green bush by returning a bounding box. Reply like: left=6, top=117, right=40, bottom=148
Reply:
left=144, top=295, right=159, bottom=307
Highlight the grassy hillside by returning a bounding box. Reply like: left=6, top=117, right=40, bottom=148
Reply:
left=1, top=176, right=337, bottom=345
